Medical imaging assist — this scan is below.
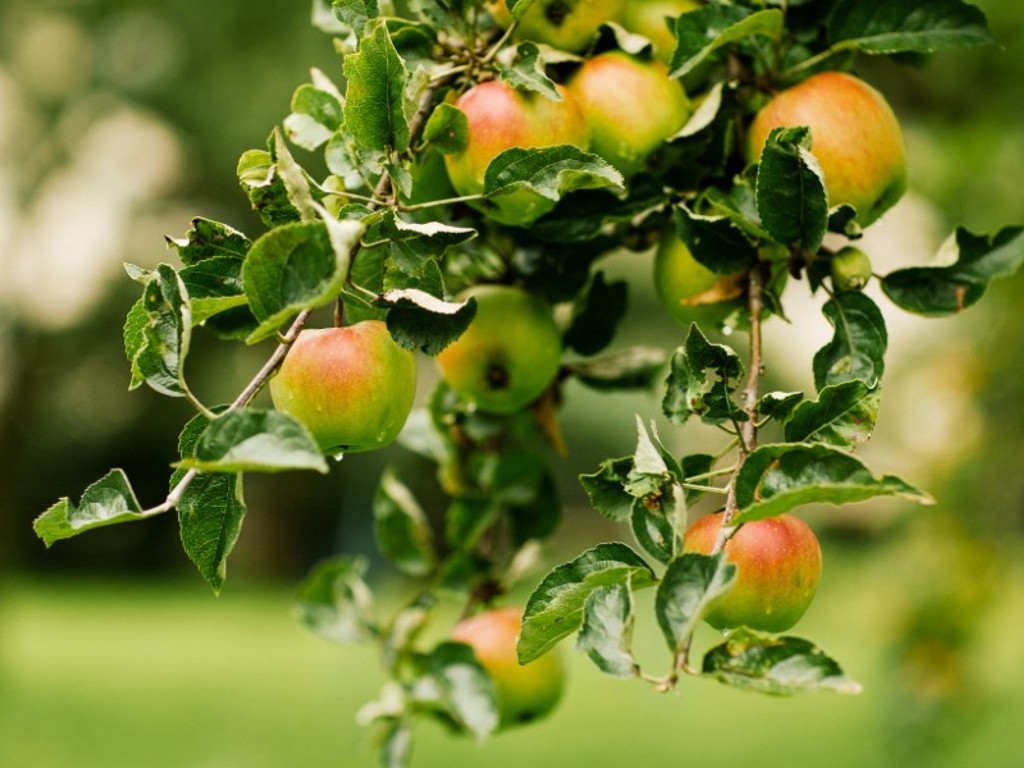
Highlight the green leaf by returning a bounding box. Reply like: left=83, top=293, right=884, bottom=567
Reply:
left=374, top=468, right=436, bottom=577
left=576, top=582, right=640, bottom=679
left=830, top=0, right=994, bottom=55
left=567, top=346, right=668, bottom=391
left=812, top=292, right=887, bottom=391
left=343, top=18, right=411, bottom=152
left=756, top=127, right=828, bottom=251
left=579, top=457, right=634, bottom=523
left=417, top=642, right=499, bottom=740
left=670, top=6, right=783, bottom=78
left=758, top=391, right=804, bottom=423
left=284, top=77, right=344, bottom=151
left=564, top=272, right=627, bottom=356
left=655, top=553, right=736, bottom=653
left=383, top=289, right=477, bottom=356
left=295, top=555, right=377, bottom=643
left=672, top=204, right=758, bottom=275
left=662, top=324, right=744, bottom=426
left=172, top=412, right=246, bottom=593
left=269, top=128, right=318, bottom=222
left=242, top=218, right=365, bottom=343
left=881, top=226, right=1024, bottom=316
left=733, top=443, right=932, bottom=523
left=175, top=408, right=329, bottom=474
left=165, top=217, right=251, bottom=266
left=377, top=210, right=478, bottom=262
left=422, top=102, right=468, bottom=154
left=518, top=543, right=656, bottom=664
left=179, top=257, right=249, bottom=325
left=126, top=264, right=192, bottom=397
left=703, top=629, right=863, bottom=695
left=784, top=380, right=879, bottom=450
left=630, top=500, right=680, bottom=565
left=237, top=148, right=301, bottom=228
left=34, top=469, right=145, bottom=546
left=498, top=42, right=561, bottom=100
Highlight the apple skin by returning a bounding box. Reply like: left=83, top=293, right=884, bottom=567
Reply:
left=452, top=607, right=565, bottom=727
left=747, top=71, right=907, bottom=226
left=269, top=322, right=417, bottom=454
left=488, top=0, right=626, bottom=53
left=653, top=228, right=747, bottom=328
left=683, top=511, right=823, bottom=633
left=436, top=285, right=562, bottom=415
left=621, top=0, right=699, bottom=65
left=444, top=79, right=590, bottom=226
left=566, top=50, right=690, bottom=177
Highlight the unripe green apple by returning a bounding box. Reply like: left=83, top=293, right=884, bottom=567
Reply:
left=444, top=80, right=590, bottom=226
left=621, top=0, right=699, bottom=65
left=653, top=228, right=747, bottom=328
left=436, top=285, right=562, bottom=415
left=830, top=246, right=873, bottom=292
left=269, top=322, right=417, bottom=454
left=566, top=50, right=690, bottom=177
left=747, top=71, right=907, bottom=226
left=488, top=0, right=626, bottom=53
left=683, top=511, right=823, bottom=633
left=452, top=607, right=564, bottom=727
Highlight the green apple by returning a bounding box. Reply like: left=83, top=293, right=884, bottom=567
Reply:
left=830, top=246, right=873, bottom=292
left=436, top=285, right=562, bottom=415
left=443, top=79, right=590, bottom=226
left=683, top=511, right=823, bottom=633
left=488, top=0, right=626, bottom=53
left=621, top=0, right=699, bottom=65
left=653, top=228, right=747, bottom=328
left=566, top=50, right=690, bottom=177
left=748, top=71, right=907, bottom=226
left=269, top=321, right=417, bottom=454
left=452, top=607, right=564, bottom=727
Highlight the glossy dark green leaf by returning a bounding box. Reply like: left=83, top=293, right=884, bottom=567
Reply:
left=376, top=210, right=477, bottom=262
left=564, top=272, right=627, bottom=356
left=518, top=543, right=656, bottom=664
left=165, top=217, right=251, bottom=266
left=881, top=226, right=1024, bottom=316
left=34, top=469, right=145, bottom=546
left=703, top=629, right=863, bottom=695
left=672, top=204, right=758, bottom=275
left=422, top=102, right=468, bottom=154
left=670, top=6, right=782, bottom=77
left=830, top=0, right=993, bottom=55
left=383, top=289, right=476, bottom=356
left=758, top=391, right=804, bottom=422
left=343, top=19, right=411, bottom=152
left=579, top=457, right=634, bottom=523
left=576, top=582, right=640, bottom=679
left=176, top=408, right=329, bottom=474
left=374, top=468, right=436, bottom=577
left=812, top=292, right=887, bottom=391
left=662, top=324, right=744, bottom=426
left=179, top=257, right=248, bottom=325
left=295, top=555, right=377, bottom=643
left=756, top=127, right=828, bottom=251
left=656, top=553, right=736, bottom=652
left=733, top=443, right=932, bottom=523
left=567, top=346, right=668, bottom=391
left=630, top=500, right=679, bottom=565
left=784, top=380, right=879, bottom=449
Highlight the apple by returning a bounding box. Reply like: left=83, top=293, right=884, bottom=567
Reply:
left=653, top=228, right=747, bottom=328
left=566, top=50, right=690, bottom=177
left=830, top=245, right=873, bottom=292
left=621, top=0, right=699, bottom=65
left=487, top=0, right=626, bottom=54
left=443, top=79, right=590, bottom=226
left=683, top=511, right=823, bottom=633
left=452, top=607, right=564, bottom=727
left=747, top=71, right=907, bottom=226
left=269, top=321, right=417, bottom=454
left=436, top=285, right=562, bottom=415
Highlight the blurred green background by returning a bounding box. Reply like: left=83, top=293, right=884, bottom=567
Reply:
left=1, top=1, right=1023, bottom=766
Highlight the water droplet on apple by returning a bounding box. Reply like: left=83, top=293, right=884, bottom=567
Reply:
left=332, top=452, right=345, bottom=462
left=722, top=325, right=734, bottom=336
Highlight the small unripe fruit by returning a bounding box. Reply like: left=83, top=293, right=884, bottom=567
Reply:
left=567, top=50, right=690, bottom=177
left=653, top=229, right=746, bottom=328
left=748, top=72, right=907, bottom=226
left=452, top=607, right=564, bottom=727
left=830, top=246, right=873, bottom=292
left=487, top=0, right=626, bottom=54
left=683, top=511, right=823, bottom=633
left=436, top=285, right=562, bottom=415
left=269, top=322, right=417, bottom=454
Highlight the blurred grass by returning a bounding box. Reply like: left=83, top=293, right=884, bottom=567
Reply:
left=3, top=546, right=1024, bottom=768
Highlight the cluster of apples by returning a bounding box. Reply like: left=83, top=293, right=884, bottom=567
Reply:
left=268, top=0, right=909, bottom=716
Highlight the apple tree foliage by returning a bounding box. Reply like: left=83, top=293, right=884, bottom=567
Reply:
left=33, top=0, right=1024, bottom=765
